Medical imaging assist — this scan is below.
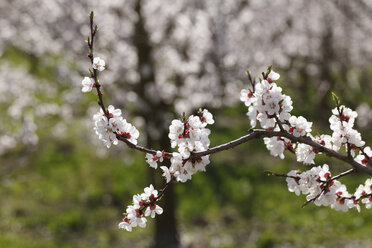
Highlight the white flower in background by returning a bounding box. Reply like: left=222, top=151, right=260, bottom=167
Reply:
left=92, top=57, right=106, bottom=71
left=81, top=77, right=94, bottom=92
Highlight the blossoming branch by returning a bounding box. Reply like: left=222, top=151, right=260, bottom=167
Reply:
left=81, top=12, right=372, bottom=232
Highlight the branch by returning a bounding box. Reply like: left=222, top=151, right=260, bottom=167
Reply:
left=118, top=127, right=372, bottom=176
left=116, top=134, right=172, bottom=159
left=86, top=12, right=372, bottom=178
left=331, top=168, right=356, bottom=181
left=87, top=12, right=108, bottom=117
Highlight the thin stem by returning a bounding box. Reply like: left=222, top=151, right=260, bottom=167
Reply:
left=87, top=13, right=108, bottom=117
left=274, top=115, right=285, bottom=132
left=118, top=128, right=372, bottom=176
left=264, top=170, right=299, bottom=180
left=331, top=169, right=355, bottom=181
left=117, top=134, right=172, bottom=159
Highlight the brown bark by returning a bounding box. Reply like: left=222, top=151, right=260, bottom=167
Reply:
left=133, top=0, right=179, bottom=247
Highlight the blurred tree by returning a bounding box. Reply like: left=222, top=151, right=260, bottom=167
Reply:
left=2, top=0, right=372, bottom=247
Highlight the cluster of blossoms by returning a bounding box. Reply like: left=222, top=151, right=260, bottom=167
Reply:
left=145, top=150, right=165, bottom=169
left=81, top=56, right=139, bottom=148
left=81, top=57, right=106, bottom=93
left=355, top=178, right=372, bottom=209
left=240, top=70, right=313, bottom=161
left=286, top=164, right=372, bottom=211
left=83, top=16, right=372, bottom=229
left=240, top=70, right=372, bottom=212
left=355, top=146, right=372, bottom=166
left=80, top=12, right=372, bottom=235
left=294, top=135, right=332, bottom=165
left=121, top=110, right=215, bottom=232
left=144, top=109, right=214, bottom=183
left=165, top=109, right=214, bottom=183
left=289, top=106, right=365, bottom=167
left=329, top=106, right=365, bottom=152
left=118, top=184, right=163, bottom=232
left=93, top=105, right=139, bottom=148
left=240, top=70, right=293, bottom=129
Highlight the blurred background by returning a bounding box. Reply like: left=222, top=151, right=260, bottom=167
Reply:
left=1, top=0, right=372, bottom=247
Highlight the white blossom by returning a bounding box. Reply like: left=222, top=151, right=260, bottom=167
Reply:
left=241, top=71, right=293, bottom=129
left=287, top=116, right=312, bottom=137
left=145, top=204, right=163, bottom=218
left=93, top=105, right=139, bottom=148
left=145, top=151, right=164, bottom=169
left=286, top=170, right=301, bottom=196
left=329, top=106, right=365, bottom=151
left=81, top=77, right=94, bottom=92
left=168, top=119, right=184, bottom=148
left=160, top=166, right=171, bottom=183
left=200, top=109, right=214, bottom=127
left=296, top=143, right=316, bottom=165
left=92, top=57, right=106, bottom=71
left=264, top=137, right=285, bottom=159
left=267, top=70, right=280, bottom=82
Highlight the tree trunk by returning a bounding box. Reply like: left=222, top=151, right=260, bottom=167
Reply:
left=134, top=0, right=179, bottom=247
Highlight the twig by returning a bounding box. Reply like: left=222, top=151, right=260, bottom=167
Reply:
left=87, top=11, right=108, bottom=117
left=331, top=168, right=355, bottom=181
left=117, top=128, right=372, bottom=176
